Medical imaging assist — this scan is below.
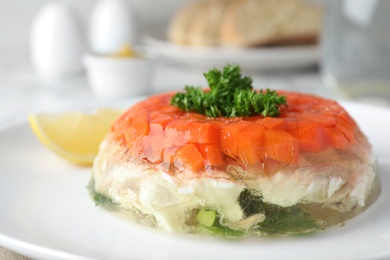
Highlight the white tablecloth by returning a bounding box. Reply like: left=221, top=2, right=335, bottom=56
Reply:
left=0, top=50, right=334, bottom=127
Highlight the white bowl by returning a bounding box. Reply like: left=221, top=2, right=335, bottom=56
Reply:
left=83, top=47, right=156, bottom=99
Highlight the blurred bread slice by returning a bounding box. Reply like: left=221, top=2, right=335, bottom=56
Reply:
left=167, top=0, right=208, bottom=45
left=168, top=0, right=233, bottom=46
left=187, top=0, right=234, bottom=46
left=220, top=0, right=321, bottom=47
left=168, top=0, right=321, bottom=47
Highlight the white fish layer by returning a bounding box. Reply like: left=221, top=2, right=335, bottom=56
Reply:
left=92, top=134, right=377, bottom=233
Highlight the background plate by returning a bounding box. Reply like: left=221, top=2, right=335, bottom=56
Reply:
left=143, top=29, right=319, bottom=71
left=0, top=101, right=389, bottom=260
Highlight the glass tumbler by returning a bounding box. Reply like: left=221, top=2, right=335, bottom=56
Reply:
left=321, top=0, right=390, bottom=102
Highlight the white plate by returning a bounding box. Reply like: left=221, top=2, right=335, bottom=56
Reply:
left=0, top=101, right=390, bottom=260
left=143, top=29, right=319, bottom=71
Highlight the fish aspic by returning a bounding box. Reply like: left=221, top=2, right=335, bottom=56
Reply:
left=90, top=65, right=380, bottom=237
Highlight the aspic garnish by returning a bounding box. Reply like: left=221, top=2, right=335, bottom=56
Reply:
left=170, top=64, right=287, bottom=117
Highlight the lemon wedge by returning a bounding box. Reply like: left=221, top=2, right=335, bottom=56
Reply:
left=28, top=108, right=122, bottom=166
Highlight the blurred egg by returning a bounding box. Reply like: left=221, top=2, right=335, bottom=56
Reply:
left=89, top=0, right=138, bottom=54
left=30, top=2, right=85, bottom=81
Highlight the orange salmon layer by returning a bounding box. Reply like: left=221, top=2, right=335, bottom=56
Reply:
left=111, top=91, right=358, bottom=175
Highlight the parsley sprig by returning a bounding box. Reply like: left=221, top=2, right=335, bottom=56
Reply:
left=170, top=64, right=286, bottom=117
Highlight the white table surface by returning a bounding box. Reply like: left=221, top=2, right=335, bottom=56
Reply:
left=0, top=49, right=388, bottom=260
left=0, top=49, right=335, bottom=126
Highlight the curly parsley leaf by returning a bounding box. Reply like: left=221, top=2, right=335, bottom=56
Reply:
left=170, top=64, right=286, bottom=117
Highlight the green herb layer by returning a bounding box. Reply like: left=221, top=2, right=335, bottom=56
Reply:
left=238, top=189, right=320, bottom=235
left=196, top=209, right=245, bottom=238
